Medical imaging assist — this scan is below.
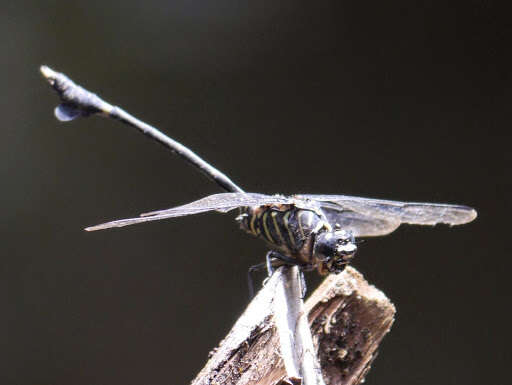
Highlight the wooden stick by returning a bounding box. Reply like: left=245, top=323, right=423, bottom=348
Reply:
left=305, top=268, right=395, bottom=385
left=191, top=266, right=395, bottom=385
left=273, top=267, right=325, bottom=385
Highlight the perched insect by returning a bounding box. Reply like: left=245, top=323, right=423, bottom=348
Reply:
left=41, top=66, right=477, bottom=294
left=85, top=191, right=476, bottom=279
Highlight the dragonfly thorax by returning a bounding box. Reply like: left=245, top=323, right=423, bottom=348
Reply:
left=238, top=204, right=357, bottom=275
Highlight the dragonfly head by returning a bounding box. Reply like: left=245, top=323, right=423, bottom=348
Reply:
left=314, top=227, right=357, bottom=274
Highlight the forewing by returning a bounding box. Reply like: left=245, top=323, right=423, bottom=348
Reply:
left=321, top=205, right=400, bottom=237
left=86, top=192, right=292, bottom=231
left=298, top=194, right=477, bottom=231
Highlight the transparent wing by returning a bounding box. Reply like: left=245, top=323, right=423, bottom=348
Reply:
left=321, top=205, right=401, bottom=237
left=85, top=192, right=293, bottom=231
left=298, top=194, right=477, bottom=236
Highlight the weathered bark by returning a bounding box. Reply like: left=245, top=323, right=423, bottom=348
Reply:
left=191, top=266, right=395, bottom=385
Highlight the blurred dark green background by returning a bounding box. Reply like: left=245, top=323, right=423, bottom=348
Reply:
left=2, top=1, right=509, bottom=384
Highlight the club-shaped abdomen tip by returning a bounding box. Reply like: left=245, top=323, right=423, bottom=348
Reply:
left=54, top=103, right=82, bottom=122
left=40, top=65, right=55, bottom=79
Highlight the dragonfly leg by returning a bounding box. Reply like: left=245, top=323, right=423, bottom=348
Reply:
left=247, top=251, right=289, bottom=298
left=267, top=252, right=308, bottom=298
left=270, top=252, right=299, bottom=267
left=247, top=261, right=267, bottom=299
left=269, top=252, right=309, bottom=298
left=247, top=251, right=307, bottom=298
left=261, top=251, right=285, bottom=293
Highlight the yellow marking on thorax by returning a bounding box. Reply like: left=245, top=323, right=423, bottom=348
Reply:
left=271, top=211, right=286, bottom=245
left=249, top=211, right=260, bottom=235
left=262, top=211, right=275, bottom=244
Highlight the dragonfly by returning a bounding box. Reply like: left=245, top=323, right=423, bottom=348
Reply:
left=41, top=66, right=477, bottom=294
